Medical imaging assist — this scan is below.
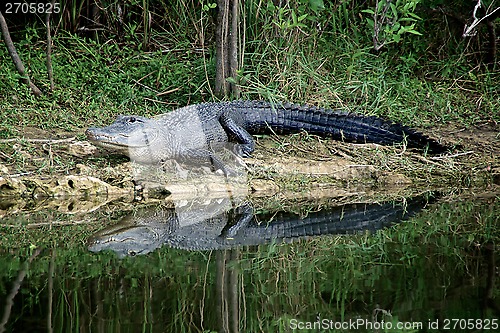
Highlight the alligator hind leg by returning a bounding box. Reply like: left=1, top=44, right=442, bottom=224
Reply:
left=219, top=112, right=255, bottom=157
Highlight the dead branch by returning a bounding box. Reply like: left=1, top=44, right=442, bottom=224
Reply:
left=373, top=0, right=395, bottom=51
left=0, top=137, right=76, bottom=144
left=0, top=11, right=42, bottom=96
left=463, top=0, right=500, bottom=37
left=0, top=248, right=42, bottom=333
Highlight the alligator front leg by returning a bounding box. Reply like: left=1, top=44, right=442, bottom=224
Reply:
left=178, top=149, right=237, bottom=176
left=219, top=202, right=254, bottom=239
left=219, top=112, right=255, bottom=157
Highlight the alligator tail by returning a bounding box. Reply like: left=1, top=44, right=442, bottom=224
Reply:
left=257, top=195, right=433, bottom=240
left=240, top=101, right=446, bottom=154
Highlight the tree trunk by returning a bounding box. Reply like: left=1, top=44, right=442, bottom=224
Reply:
left=215, top=0, right=240, bottom=99
left=46, top=0, right=57, bottom=92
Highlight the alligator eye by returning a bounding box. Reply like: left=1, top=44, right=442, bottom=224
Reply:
left=128, top=250, right=137, bottom=256
left=128, top=117, right=137, bottom=123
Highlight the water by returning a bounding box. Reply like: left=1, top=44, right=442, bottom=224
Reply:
left=0, top=192, right=498, bottom=332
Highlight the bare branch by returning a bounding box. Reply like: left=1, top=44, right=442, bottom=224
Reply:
left=463, top=0, right=500, bottom=37
left=373, top=0, right=395, bottom=51
left=0, top=247, right=42, bottom=333
left=0, top=11, right=42, bottom=96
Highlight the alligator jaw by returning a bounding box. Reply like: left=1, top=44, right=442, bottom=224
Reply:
left=85, top=128, right=148, bottom=149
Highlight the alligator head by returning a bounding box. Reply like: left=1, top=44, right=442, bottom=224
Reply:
left=86, top=115, right=162, bottom=163
left=88, top=225, right=160, bottom=257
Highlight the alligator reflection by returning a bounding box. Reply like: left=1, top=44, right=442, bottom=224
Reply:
left=88, top=195, right=434, bottom=257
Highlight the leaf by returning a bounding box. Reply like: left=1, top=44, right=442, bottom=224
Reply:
left=298, top=14, right=308, bottom=22
left=366, top=18, right=374, bottom=29
left=309, top=0, right=325, bottom=12
left=390, top=3, right=398, bottom=18
left=408, top=12, right=422, bottom=20
left=361, top=9, right=375, bottom=15
left=407, top=29, right=423, bottom=35
left=398, top=25, right=408, bottom=34
left=377, top=0, right=387, bottom=12
left=292, top=10, right=297, bottom=25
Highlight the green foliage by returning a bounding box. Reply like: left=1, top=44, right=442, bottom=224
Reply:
left=244, top=0, right=326, bottom=46
left=64, top=0, right=87, bottom=32
left=0, top=27, right=214, bottom=133
left=201, top=0, right=217, bottom=12
left=264, top=0, right=326, bottom=32
left=362, top=0, right=423, bottom=49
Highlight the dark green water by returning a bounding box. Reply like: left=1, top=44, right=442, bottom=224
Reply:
left=0, top=194, right=498, bottom=332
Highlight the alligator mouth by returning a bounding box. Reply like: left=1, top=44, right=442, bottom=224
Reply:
left=85, top=129, right=149, bottom=148
left=87, top=224, right=139, bottom=245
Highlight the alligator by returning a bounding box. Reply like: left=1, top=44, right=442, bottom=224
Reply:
left=88, top=195, right=433, bottom=257
left=86, top=100, right=446, bottom=172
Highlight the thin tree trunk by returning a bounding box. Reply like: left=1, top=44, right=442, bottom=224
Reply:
left=485, top=19, right=497, bottom=67
left=216, top=0, right=229, bottom=97
left=215, top=0, right=240, bottom=98
left=0, top=11, right=42, bottom=96
left=46, top=0, right=57, bottom=92
left=229, top=0, right=240, bottom=98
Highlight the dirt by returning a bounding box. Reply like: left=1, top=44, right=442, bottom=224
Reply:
left=436, top=122, right=500, bottom=156
left=0, top=122, right=498, bottom=216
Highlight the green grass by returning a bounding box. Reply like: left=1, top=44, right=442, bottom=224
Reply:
left=240, top=32, right=498, bottom=126
left=0, top=29, right=215, bottom=137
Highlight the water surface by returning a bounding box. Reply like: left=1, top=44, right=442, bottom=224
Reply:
left=0, top=193, right=498, bottom=332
